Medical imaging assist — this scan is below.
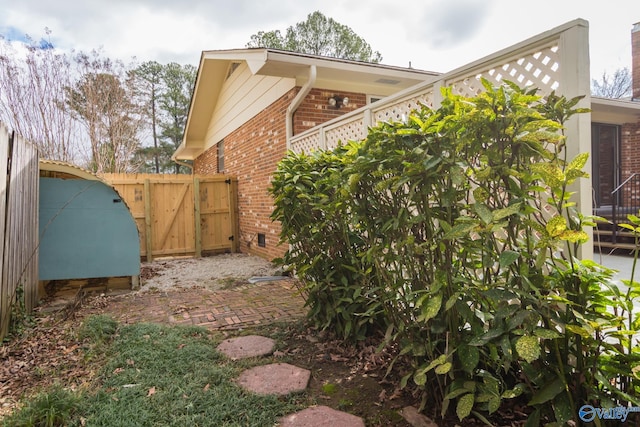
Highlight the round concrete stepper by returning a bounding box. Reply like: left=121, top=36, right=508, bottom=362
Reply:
left=279, top=405, right=365, bottom=427
left=216, top=335, right=276, bottom=360
left=236, top=363, right=311, bottom=396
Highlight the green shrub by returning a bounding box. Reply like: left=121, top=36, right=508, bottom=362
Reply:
left=270, top=146, right=385, bottom=340
left=270, top=80, right=640, bottom=424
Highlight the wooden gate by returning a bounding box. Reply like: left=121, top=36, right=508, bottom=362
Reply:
left=102, top=174, right=239, bottom=261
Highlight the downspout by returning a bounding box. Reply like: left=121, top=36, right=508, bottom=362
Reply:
left=173, top=158, right=194, bottom=173
left=286, top=65, right=317, bottom=150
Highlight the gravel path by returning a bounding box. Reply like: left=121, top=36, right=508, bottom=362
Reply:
left=139, top=253, right=280, bottom=292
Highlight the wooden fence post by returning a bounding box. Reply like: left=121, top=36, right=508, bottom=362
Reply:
left=228, top=178, right=240, bottom=253
left=194, top=177, right=202, bottom=258
left=144, top=179, right=153, bottom=262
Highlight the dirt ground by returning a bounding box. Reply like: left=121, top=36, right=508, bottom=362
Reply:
left=0, top=255, right=421, bottom=425
left=0, top=254, right=525, bottom=426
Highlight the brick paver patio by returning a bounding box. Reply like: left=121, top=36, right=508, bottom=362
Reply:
left=82, top=279, right=306, bottom=330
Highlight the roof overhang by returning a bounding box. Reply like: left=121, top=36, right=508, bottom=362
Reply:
left=591, top=97, right=640, bottom=125
left=174, top=48, right=440, bottom=160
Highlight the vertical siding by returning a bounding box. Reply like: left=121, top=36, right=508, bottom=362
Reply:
left=0, top=124, right=39, bottom=341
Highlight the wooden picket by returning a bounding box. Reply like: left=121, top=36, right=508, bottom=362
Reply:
left=0, top=124, right=39, bottom=341
left=101, top=174, right=239, bottom=261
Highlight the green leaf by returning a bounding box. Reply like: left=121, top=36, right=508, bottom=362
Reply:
left=417, top=294, right=442, bottom=323
left=414, top=371, right=427, bottom=386
left=457, top=345, right=479, bottom=374
left=474, top=202, right=493, bottom=225
left=443, top=222, right=476, bottom=239
left=533, top=328, right=561, bottom=339
left=502, top=383, right=527, bottom=399
left=493, top=203, right=522, bottom=221
left=525, top=409, right=541, bottom=427
left=499, top=250, right=520, bottom=268
left=565, top=152, right=589, bottom=180
left=552, top=391, right=573, bottom=424
left=422, top=354, right=447, bottom=373
left=456, top=394, right=475, bottom=420
left=515, top=335, right=540, bottom=363
left=528, top=378, right=565, bottom=406
left=558, top=230, right=589, bottom=243
left=445, top=293, right=459, bottom=311
left=545, top=216, right=567, bottom=237
left=565, top=324, right=591, bottom=339
left=488, top=396, right=501, bottom=414
left=435, top=362, right=452, bottom=375
left=445, top=387, right=472, bottom=400
left=468, top=327, right=505, bottom=346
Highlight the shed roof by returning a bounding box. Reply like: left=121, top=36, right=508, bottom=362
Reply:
left=39, top=159, right=103, bottom=181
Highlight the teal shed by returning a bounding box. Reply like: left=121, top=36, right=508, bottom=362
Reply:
left=38, top=160, right=140, bottom=291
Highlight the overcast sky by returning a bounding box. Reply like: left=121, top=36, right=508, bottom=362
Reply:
left=0, top=0, right=638, bottom=78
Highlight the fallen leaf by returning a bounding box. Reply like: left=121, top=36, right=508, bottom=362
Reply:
left=126, top=359, right=135, bottom=366
left=203, top=383, right=210, bottom=392
left=178, top=343, right=186, bottom=349
left=112, top=367, right=124, bottom=375
left=389, top=388, right=403, bottom=400
left=147, top=386, right=156, bottom=397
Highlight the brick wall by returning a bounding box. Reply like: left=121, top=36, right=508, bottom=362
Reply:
left=621, top=119, right=640, bottom=179
left=293, top=88, right=367, bottom=135
left=194, top=143, right=218, bottom=175
left=194, top=86, right=368, bottom=261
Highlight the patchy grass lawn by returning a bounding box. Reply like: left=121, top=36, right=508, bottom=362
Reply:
left=4, top=316, right=303, bottom=426
left=1, top=308, right=417, bottom=427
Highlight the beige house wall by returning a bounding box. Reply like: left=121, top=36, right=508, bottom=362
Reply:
left=203, top=62, right=295, bottom=153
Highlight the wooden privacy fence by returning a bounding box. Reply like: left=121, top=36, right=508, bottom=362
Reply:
left=101, top=174, right=239, bottom=261
left=0, top=124, right=39, bottom=341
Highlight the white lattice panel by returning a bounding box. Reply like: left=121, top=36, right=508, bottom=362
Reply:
left=449, top=44, right=560, bottom=98
left=373, top=92, right=434, bottom=124
left=291, top=132, right=321, bottom=154
left=325, top=117, right=366, bottom=151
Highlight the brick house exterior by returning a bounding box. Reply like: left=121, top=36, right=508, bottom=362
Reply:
left=174, top=49, right=438, bottom=260
left=591, top=22, right=640, bottom=211
left=192, top=86, right=371, bottom=260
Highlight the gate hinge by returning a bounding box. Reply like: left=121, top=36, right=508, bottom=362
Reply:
left=225, top=178, right=231, bottom=184
left=228, top=235, right=234, bottom=241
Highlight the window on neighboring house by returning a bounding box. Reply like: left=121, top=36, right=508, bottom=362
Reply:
left=591, top=123, right=620, bottom=208
left=217, top=140, right=224, bottom=173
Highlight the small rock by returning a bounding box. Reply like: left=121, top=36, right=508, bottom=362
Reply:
left=280, top=405, right=365, bottom=427
left=399, top=406, right=439, bottom=427
left=216, top=335, right=276, bottom=360
left=236, top=363, right=310, bottom=395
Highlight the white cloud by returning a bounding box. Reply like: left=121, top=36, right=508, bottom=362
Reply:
left=1, top=0, right=638, bottom=77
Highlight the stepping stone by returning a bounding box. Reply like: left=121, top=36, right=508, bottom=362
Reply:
left=236, top=363, right=310, bottom=395
left=279, top=405, right=365, bottom=427
left=216, top=335, right=276, bottom=360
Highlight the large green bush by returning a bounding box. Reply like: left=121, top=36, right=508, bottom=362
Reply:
left=270, top=80, right=640, bottom=424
